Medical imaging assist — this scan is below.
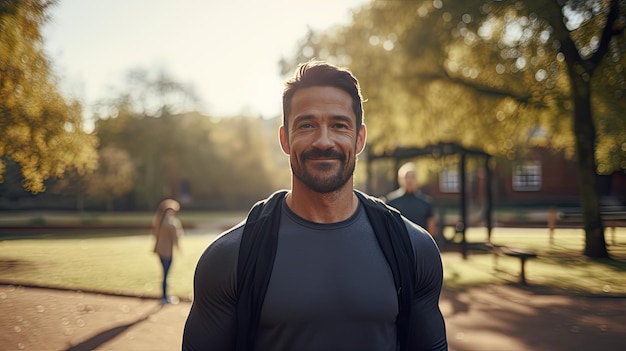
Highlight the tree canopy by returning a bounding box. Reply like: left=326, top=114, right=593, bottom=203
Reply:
left=92, top=68, right=287, bottom=210
left=0, top=0, right=98, bottom=193
left=281, top=0, right=626, bottom=258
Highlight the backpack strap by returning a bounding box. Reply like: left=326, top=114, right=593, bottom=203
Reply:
left=235, top=190, right=287, bottom=351
left=355, top=190, right=416, bottom=351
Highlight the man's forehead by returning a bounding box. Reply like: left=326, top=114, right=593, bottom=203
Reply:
left=292, top=85, right=351, bottom=100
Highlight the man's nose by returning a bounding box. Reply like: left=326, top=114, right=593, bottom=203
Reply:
left=311, top=126, right=334, bottom=149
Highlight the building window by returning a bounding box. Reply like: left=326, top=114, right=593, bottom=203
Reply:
left=439, top=168, right=459, bottom=193
left=513, top=161, right=541, bottom=191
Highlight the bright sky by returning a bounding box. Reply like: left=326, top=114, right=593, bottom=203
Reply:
left=43, top=0, right=369, bottom=120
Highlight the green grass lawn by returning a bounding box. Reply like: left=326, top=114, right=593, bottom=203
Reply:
left=0, top=223, right=624, bottom=300
left=0, top=211, right=244, bottom=229
left=0, top=233, right=220, bottom=301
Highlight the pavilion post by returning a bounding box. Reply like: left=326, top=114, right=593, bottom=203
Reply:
left=460, top=153, right=467, bottom=260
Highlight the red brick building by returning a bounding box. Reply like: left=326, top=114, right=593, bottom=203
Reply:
left=367, top=143, right=625, bottom=209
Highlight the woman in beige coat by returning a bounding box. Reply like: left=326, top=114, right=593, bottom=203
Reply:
left=152, top=199, right=184, bottom=304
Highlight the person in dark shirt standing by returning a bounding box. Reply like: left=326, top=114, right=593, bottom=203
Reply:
left=385, top=162, right=435, bottom=235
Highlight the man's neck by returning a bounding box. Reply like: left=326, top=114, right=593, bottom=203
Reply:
left=286, top=182, right=358, bottom=223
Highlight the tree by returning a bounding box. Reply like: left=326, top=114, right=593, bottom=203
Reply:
left=282, top=0, right=625, bottom=258
left=84, top=146, right=135, bottom=211
left=528, top=0, right=625, bottom=258
left=91, top=67, right=293, bottom=210
left=93, top=68, right=206, bottom=209
left=210, top=115, right=290, bottom=207
left=0, top=0, right=98, bottom=193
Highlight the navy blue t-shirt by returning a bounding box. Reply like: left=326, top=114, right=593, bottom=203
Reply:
left=182, top=200, right=447, bottom=351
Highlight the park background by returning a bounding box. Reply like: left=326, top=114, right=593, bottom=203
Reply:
left=2, top=0, right=626, bottom=255
left=2, top=0, right=626, bottom=299
left=1, top=1, right=626, bottom=350
left=2, top=0, right=626, bottom=289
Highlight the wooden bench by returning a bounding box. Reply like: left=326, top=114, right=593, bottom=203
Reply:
left=559, top=209, right=626, bottom=225
left=489, top=244, right=538, bottom=285
left=554, top=208, right=626, bottom=245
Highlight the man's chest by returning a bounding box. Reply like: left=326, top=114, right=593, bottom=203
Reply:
left=260, top=229, right=398, bottom=325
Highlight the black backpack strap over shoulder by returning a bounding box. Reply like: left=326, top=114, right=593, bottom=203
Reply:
left=355, top=190, right=416, bottom=351
left=235, top=190, right=287, bottom=351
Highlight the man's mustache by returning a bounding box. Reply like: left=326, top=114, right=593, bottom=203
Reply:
left=301, top=148, right=346, bottom=161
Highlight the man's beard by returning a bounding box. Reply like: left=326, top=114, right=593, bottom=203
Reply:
left=292, top=148, right=355, bottom=194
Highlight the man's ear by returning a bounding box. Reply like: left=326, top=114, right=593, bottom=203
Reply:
left=279, top=125, right=290, bottom=155
left=356, top=124, right=367, bottom=155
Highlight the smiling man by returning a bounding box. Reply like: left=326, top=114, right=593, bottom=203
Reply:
left=182, top=61, right=447, bottom=351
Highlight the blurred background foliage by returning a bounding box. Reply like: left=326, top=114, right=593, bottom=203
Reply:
left=1, top=0, right=625, bottom=226
left=278, top=0, right=626, bottom=258
left=0, top=0, right=97, bottom=194
left=280, top=0, right=625, bottom=171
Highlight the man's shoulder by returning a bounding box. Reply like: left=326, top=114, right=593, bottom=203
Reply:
left=192, top=223, right=244, bottom=287
left=253, top=190, right=289, bottom=212
left=402, top=218, right=440, bottom=253
left=199, top=221, right=245, bottom=262
left=403, top=218, right=430, bottom=237
left=201, top=190, right=287, bottom=260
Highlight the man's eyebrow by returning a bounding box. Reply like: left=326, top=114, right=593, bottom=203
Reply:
left=292, top=115, right=314, bottom=125
left=292, top=114, right=354, bottom=124
left=331, top=115, right=354, bottom=124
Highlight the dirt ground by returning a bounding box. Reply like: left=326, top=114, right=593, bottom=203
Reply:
left=1, top=266, right=625, bottom=351
left=0, top=284, right=188, bottom=351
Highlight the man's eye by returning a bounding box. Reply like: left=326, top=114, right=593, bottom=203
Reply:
left=334, top=123, right=348, bottom=129
left=299, top=123, right=313, bottom=129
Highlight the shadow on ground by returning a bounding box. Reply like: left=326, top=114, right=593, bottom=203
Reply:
left=441, top=285, right=626, bottom=351
left=65, top=304, right=164, bottom=351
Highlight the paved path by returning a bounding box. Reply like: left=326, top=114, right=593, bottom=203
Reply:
left=1, top=283, right=625, bottom=351
left=441, top=285, right=626, bottom=351
left=0, top=284, right=188, bottom=351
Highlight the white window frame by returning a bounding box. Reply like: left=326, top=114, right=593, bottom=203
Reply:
left=439, top=168, right=459, bottom=193
left=512, top=161, right=542, bottom=191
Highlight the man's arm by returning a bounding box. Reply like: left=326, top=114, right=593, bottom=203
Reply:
left=407, top=226, right=448, bottom=350
left=182, top=229, right=241, bottom=351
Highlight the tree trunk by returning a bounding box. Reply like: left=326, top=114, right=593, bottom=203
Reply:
left=547, top=0, right=614, bottom=259
left=570, top=72, right=609, bottom=259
